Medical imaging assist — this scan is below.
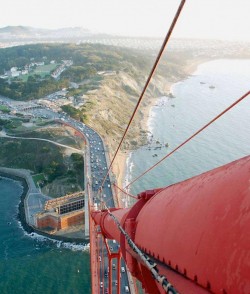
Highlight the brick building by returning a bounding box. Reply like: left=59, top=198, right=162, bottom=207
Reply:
left=36, top=210, right=84, bottom=231
left=35, top=192, right=85, bottom=231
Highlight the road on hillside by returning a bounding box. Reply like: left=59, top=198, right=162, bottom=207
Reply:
left=58, top=115, right=131, bottom=294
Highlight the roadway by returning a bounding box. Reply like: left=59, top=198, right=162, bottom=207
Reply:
left=1, top=94, right=132, bottom=293
left=21, top=107, right=131, bottom=293
left=0, top=132, right=82, bottom=153
left=0, top=167, right=52, bottom=226
left=59, top=116, right=131, bottom=294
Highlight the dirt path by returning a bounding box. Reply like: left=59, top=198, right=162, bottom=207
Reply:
left=0, top=132, right=82, bottom=153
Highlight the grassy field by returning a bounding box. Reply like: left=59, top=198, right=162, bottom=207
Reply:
left=18, top=63, right=59, bottom=81
left=32, top=173, right=46, bottom=187
left=34, top=63, right=59, bottom=77
left=0, top=105, right=9, bottom=110
left=18, top=74, right=29, bottom=82
left=0, top=105, right=10, bottom=112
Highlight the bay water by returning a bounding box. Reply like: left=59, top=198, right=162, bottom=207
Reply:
left=0, top=59, right=249, bottom=293
left=125, top=59, right=250, bottom=195
left=0, top=178, right=90, bottom=294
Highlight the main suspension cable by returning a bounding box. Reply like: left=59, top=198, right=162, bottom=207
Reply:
left=98, top=0, right=187, bottom=196
left=101, top=201, right=179, bottom=293
left=124, top=90, right=250, bottom=189
left=113, top=183, right=138, bottom=199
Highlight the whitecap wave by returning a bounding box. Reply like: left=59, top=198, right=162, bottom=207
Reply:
left=27, top=232, right=90, bottom=252
left=0, top=176, right=24, bottom=192
left=3, top=241, right=9, bottom=260
left=17, top=221, right=90, bottom=252
left=147, top=106, right=156, bottom=136
left=123, top=152, right=133, bottom=190
left=170, top=82, right=180, bottom=95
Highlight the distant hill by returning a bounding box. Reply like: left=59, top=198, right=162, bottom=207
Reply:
left=0, top=26, right=33, bottom=34
left=0, top=26, right=92, bottom=40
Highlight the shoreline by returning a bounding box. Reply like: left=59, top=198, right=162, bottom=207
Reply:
left=0, top=171, right=33, bottom=233
left=113, top=57, right=210, bottom=202
left=0, top=171, right=89, bottom=244
left=112, top=152, right=128, bottom=207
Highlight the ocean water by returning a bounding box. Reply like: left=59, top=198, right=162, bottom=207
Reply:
left=124, top=59, right=250, bottom=196
left=0, top=178, right=91, bottom=294
left=0, top=59, right=249, bottom=293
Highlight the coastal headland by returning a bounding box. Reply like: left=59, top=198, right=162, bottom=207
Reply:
left=0, top=41, right=249, bottom=237
left=111, top=57, right=210, bottom=196
left=0, top=167, right=88, bottom=243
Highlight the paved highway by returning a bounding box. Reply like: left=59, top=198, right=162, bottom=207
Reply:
left=61, top=117, right=131, bottom=294
left=53, top=113, right=131, bottom=294
left=1, top=96, right=132, bottom=293
left=25, top=107, right=131, bottom=293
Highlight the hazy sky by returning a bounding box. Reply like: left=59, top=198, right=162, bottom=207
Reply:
left=1, top=0, right=250, bottom=41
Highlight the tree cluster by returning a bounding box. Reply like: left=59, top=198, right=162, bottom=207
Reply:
left=61, top=105, right=88, bottom=123
left=0, top=76, right=69, bottom=100
left=0, top=138, right=66, bottom=183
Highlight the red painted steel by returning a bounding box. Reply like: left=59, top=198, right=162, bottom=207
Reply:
left=103, top=238, right=122, bottom=294
left=91, top=155, right=250, bottom=293
left=89, top=206, right=100, bottom=293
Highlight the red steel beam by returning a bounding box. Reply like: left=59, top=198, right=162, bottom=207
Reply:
left=91, top=155, right=250, bottom=294
left=89, top=214, right=99, bottom=293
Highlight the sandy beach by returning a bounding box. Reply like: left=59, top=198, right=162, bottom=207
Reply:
left=111, top=58, right=209, bottom=207
left=112, top=151, right=128, bottom=207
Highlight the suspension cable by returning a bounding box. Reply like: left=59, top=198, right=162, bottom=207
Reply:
left=98, top=0, right=187, bottom=196
left=113, top=183, right=138, bottom=199
left=96, top=89, right=249, bottom=294
left=124, top=90, right=250, bottom=189
left=102, top=201, right=179, bottom=294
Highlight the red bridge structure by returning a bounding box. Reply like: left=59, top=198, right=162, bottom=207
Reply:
left=90, top=155, right=250, bottom=293
left=86, top=1, right=250, bottom=292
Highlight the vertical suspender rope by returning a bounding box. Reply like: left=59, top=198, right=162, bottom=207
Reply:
left=98, top=0, right=187, bottom=196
